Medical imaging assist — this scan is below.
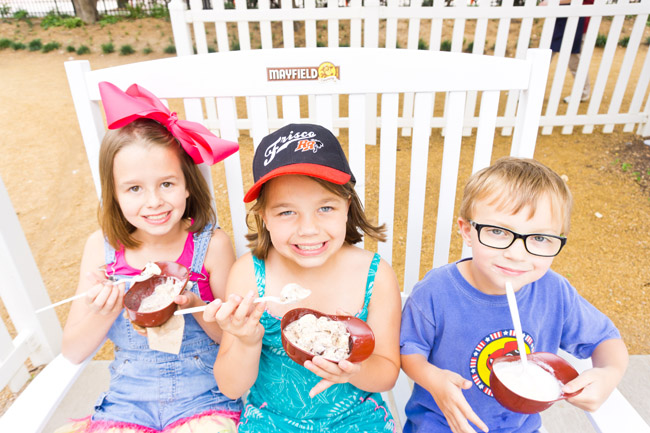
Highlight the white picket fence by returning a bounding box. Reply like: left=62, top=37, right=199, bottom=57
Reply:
left=169, top=0, right=650, bottom=137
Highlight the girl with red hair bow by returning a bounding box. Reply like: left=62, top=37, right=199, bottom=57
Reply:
left=56, top=82, right=242, bottom=433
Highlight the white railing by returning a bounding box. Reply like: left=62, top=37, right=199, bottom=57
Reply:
left=0, top=175, right=61, bottom=395
left=169, top=0, right=650, bottom=136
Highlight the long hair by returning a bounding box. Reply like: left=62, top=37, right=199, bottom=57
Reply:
left=98, top=119, right=215, bottom=249
left=245, top=177, right=386, bottom=259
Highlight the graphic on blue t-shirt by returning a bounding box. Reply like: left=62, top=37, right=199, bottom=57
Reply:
left=469, top=329, right=535, bottom=397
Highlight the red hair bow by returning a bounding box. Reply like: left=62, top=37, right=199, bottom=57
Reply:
left=98, top=81, right=238, bottom=165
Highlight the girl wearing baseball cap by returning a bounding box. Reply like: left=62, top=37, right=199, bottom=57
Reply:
left=204, top=123, right=401, bottom=432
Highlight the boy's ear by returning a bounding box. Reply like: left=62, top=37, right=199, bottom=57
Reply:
left=458, top=217, right=472, bottom=247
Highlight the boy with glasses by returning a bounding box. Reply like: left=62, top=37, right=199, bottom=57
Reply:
left=400, top=157, right=628, bottom=433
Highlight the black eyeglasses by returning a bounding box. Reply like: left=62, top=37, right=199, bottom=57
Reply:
left=470, top=221, right=567, bottom=257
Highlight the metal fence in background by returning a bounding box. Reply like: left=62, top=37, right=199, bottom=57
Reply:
left=1, top=0, right=170, bottom=17
left=4, top=0, right=392, bottom=18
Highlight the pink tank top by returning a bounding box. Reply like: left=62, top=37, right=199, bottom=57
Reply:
left=111, top=232, right=214, bottom=302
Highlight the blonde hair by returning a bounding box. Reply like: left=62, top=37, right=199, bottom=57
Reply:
left=245, top=177, right=386, bottom=259
left=459, top=157, right=573, bottom=234
left=98, top=119, right=215, bottom=249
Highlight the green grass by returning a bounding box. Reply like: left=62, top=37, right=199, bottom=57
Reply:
left=0, top=37, right=11, bottom=49
left=41, top=13, right=83, bottom=30
left=28, top=38, right=42, bottom=51
left=618, top=36, right=630, bottom=48
left=76, top=44, right=90, bottom=55
left=596, top=34, right=607, bottom=48
left=42, top=41, right=61, bottom=53
left=12, top=9, right=28, bottom=19
left=101, top=42, right=115, bottom=54
left=119, top=44, right=135, bottom=55
left=99, top=15, right=122, bottom=26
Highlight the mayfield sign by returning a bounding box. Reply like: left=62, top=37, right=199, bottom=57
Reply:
left=267, top=62, right=340, bottom=82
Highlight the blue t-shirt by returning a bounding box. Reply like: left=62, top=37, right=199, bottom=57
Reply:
left=400, top=259, right=620, bottom=433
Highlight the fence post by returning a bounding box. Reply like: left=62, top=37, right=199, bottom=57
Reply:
left=364, top=0, right=380, bottom=145
left=169, top=0, right=193, bottom=57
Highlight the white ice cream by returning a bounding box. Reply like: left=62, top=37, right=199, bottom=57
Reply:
left=280, top=283, right=311, bottom=303
left=284, top=314, right=350, bottom=362
left=138, top=277, right=183, bottom=313
left=493, top=360, right=562, bottom=402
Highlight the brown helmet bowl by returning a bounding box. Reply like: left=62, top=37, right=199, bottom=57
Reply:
left=490, top=352, right=582, bottom=414
left=123, top=261, right=190, bottom=328
left=280, top=307, right=375, bottom=366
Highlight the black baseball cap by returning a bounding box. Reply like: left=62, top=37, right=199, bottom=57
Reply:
left=243, top=123, right=356, bottom=202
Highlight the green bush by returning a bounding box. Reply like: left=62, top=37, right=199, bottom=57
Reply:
left=440, top=40, right=452, bottom=51
left=66, top=44, right=76, bottom=52
left=618, top=36, right=630, bottom=47
left=119, top=44, right=135, bottom=55
left=595, top=34, right=607, bottom=47
left=0, top=4, right=11, bottom=18
left=13, top=9, right=28, bottom=19
left=42, top=41, right=60, bottom=53
left=99, top=15, right=122, bottom=26
left=645, top=35, right=650, bottom=46
left=63, top=17, right=83, bottom=29
left=11, top=41, right=26, bottom=50
left=143, top=46, right=153, bottom=54
left=163, top=44, right=176, bottom=54
left=76, top=45, right=90, bottom=54
left=0, top=37, right=11, bottom=49
left=418, top=38, right=429, bottom=50
left=28, top=38, right=42, bottom=51
left=150, top=4, right=168, bottom=19
left=126, top=4, right=147, bottom=19
left=101, top=42, right=115, bottom=53
left=40, top=13, right=62, bottom=29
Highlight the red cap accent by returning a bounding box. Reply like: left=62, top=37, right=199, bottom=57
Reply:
left=243, top=163, right=352, bottom=202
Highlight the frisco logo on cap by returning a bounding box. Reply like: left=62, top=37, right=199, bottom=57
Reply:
left=264, top=130, right=323, bottom=166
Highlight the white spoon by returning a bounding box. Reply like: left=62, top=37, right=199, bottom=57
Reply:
left=35, top=264, right=161, bottom=313
left=174, top=283, right=311, bottom=316
left=505, top=280, right=528, bottom=368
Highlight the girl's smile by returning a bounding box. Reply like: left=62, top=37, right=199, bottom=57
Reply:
left=293, top=241, right=328, bottom=255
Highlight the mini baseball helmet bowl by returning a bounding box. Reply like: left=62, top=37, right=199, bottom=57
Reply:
left=490, top=352, right=582, bottom=414
left=281, top=307, right=375, bottom=366
left=123, top=261, right=190, bottom=328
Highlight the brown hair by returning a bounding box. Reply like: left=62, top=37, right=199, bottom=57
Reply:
left=245, top=177, right=386, bottom=258
left=459, top=156, right=573, bottom=234
left=98, top=119, right=216, bottom=249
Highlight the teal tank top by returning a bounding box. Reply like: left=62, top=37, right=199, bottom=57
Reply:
left=238, top=253, right=396, bottom=433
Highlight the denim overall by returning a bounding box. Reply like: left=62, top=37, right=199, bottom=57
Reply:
left=93, top=225, right=242, bottom=430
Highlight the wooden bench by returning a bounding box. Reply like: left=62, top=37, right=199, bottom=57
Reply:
left=1, top=47, right=648, bottom=433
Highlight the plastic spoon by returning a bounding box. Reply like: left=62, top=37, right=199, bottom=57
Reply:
left=36, top=263, right=161, bottom=313
left=174, top=283, right=311, bottom=316
left=505, top=280, right=528, bottom=368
